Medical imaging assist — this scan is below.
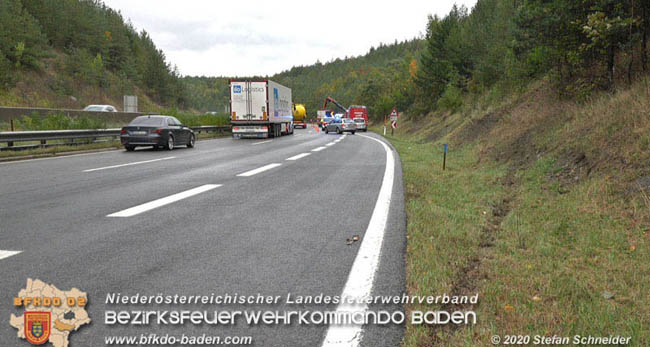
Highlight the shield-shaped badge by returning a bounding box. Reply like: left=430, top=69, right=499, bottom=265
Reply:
left=24, top=312, right=51, bottom=345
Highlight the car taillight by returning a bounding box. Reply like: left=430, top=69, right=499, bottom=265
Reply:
left=233, top=126, right=239, bottom=131
left=342, top=124, right=346, bottom=128
left=120, top=129, right=126, bottom=134
left=152, top=129, right=162, bottom=134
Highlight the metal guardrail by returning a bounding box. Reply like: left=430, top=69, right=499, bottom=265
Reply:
left=191, top=125, right=230, bottom=134
left=0, top=125, right=231, bottom=151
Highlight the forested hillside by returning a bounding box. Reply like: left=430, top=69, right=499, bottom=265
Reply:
left=2, top=0, right=648, bottom=119
left=0, top=0, right=186, bottom=110
left=273, top=39, right=424, bottom=118
left=186, top=0, right=649, bottom=121
left=181, top=39, right=424, bottom=116
left=382, top=2, right=650, bottom=345
left=291, top=0, right=649, bottom=120
left=182, top=76, right=230, bottom=113
left=408, top=0, right=649, bottom=116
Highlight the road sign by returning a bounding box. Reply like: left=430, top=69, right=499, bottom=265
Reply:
left=124, top=95, right=138, bottom=112
left=391, top=120, right=397, bottom=129
left=390, top=108, right=399, bottom=121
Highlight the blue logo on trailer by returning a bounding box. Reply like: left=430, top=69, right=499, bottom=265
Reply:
left=233, top=85, right=242, bottom=93
left=274, top=88, right=279, bottom=117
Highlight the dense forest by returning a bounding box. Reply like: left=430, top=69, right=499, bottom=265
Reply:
left=180, top=40, right=424, bottom=116
left=273, top=39, right=424, bottom=119
left=409, top=0, right=650, bottom=116
left=186, top=0, right=650, bottom=120
left=0, top=0, right=186, bottom=108
left=2, top=0, right=649, bottom=118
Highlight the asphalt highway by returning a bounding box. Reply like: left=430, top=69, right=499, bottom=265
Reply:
left=0, top=127, right=406, bottom=346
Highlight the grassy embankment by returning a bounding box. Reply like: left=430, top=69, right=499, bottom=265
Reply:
left=0, top=112, right=230, bottom=159
left=378, top=79, right=650, bottom=346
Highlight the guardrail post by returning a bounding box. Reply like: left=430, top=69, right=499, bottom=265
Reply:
left=7, top=119, right=15, bottom=147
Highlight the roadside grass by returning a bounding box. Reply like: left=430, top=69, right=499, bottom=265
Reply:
left=0, top=113, right=115, bottom=131
left=379, top=129, right=507, bottom=345
left=375, top=78, right=649, bottom=346
left=470, top=159, right=649, bottom=345
left=0, top=140, right=121, bottom=159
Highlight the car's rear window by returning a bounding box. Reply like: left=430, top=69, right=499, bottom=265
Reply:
left=85, top=106, right=103, bottom=111
left=343, top=119, right=354, bottom=123
left=129, top=117, right=165, bottom=126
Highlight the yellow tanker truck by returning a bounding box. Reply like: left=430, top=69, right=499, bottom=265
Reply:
left=293, top=104, right=307, bottom=129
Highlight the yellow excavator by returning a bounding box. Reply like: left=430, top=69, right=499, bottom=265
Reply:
left=293, top=104, right=307, bottom=129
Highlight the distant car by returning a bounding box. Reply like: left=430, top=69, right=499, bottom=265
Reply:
left=120, top=115, right=195, bottom=151
left=325, top=118, right=356, bottom=134
left=83, top=104, right=118, bottom=112
left=321, top=116, right=335, bottom=130
left=353, top=118, right=368, bottom=132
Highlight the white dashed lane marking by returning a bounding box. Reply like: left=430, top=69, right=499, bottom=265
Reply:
left=107, top=184, right=221, bottom=217
left=237, top=163, right=282, bottom=177
left=83, top=157, right=175, bottom=172
left=0, top=250, right=22, bottom=261
left=286, top=153, right=311, bottom=161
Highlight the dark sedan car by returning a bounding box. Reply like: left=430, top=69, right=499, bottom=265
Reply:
left=120, top=115, right=195, bottom=151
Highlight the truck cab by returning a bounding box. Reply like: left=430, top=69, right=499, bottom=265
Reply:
left=348, top=105, right=369, bottom=132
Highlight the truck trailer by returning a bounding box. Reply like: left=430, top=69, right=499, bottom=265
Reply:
left=229, top=80, right=293, bottom=138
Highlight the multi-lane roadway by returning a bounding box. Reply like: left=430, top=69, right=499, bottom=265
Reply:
left=0, top=127, right=405, bottom=346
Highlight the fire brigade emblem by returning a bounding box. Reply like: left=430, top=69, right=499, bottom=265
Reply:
left=24, top=312, right=51, bottom=345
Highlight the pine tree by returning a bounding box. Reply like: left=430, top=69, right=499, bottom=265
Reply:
left=0, top=0, right=47, bottom=69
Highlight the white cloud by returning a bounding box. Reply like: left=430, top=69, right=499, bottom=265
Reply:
left=102, top=0, right=478, bottom=77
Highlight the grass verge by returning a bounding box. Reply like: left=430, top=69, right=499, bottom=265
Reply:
left=376, top=109, right=648, bottom=346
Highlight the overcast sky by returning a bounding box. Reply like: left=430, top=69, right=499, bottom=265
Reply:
left=102, top=0, right=478, bottom=77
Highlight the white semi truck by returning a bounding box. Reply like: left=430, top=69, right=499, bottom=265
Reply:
left=229, top=80, right=293, bottom=138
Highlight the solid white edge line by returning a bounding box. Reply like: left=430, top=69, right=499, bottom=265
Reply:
left=312, top=147, right=327, bottom=152
left=286, top=153, right=311, bottom=161
left=0, top=250, right=22, bottom=260
left=107, top=184, right=221, bottom=217
left=321, top=134, right=395, bottom=347
left=83, top=157, right=175, bottom=172
left=236, top=163, right=282, bottom=177
left=252, top=140, right=273, bottom=145
left=325, top=142, right=336, bottom=147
